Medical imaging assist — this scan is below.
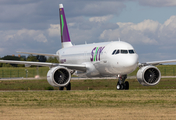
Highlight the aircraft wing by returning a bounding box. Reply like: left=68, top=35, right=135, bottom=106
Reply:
left=17, top=51, right=59, bottom=57
left=139, top=59, right=176, bottom=66
left=0, top=60, right=86, bottom=72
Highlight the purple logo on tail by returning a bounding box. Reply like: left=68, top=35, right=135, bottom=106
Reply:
left=59, top=7, right=70, bottom=43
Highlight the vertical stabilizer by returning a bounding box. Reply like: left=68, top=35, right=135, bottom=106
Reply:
left=59, top=4, right=72, bottom=48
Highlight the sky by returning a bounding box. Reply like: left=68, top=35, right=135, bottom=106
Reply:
left=0, top=0, right=176, bottom=63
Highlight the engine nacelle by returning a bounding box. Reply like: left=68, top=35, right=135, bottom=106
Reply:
left=137, top=66, right=161, bottom=86
left=47, top=66, right=71, bottom=87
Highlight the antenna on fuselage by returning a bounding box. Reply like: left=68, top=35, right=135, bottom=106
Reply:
left=118, top=38, right=121, bottom=41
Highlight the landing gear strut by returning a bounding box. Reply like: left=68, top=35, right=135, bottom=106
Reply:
left=116, top=75, right=129, bottom=90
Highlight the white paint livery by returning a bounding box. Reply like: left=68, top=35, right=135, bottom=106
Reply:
left=0, top=4, right=176, bottom=90
left=62, top=42, right=73, bottom=48
left=58, top=41, right=138, bottom=77
left=59, top=4, right=63, bottom=8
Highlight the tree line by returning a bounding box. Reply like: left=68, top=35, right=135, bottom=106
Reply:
left=0, top=55, right=59, bottom=67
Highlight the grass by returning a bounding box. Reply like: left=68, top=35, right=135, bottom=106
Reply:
left=0, top=78, right=176, bottom=90
left=0, top=90, right=176, bottom=119
left=1, top=66, right=176, bottom=119
left=0, top=90, right=176, bottom=107
left=0, top=78, right=176, bottom=119
left=0, top=67, right=49, bottom=78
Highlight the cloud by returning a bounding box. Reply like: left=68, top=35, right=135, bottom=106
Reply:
left=66, top=1, right=125, bottom=17
left=64, top=16, right=119, bottom=44
left=34, top=34, right=47, bottom=43
left=0, top=0, right=126, bottom=31
left=0, top=48, right=4, bottom=53
left=98, top=15, right=176, bottom=62
left=99, top=21, right=159, bottom=44
left=158, top=16, right=176, bottom=44
left=0, top=29, right=49, bottom=56
left=3, top=29, right=48, bottom=43
left=48, top=24, right=60, bottom=37
left=89, top=15, right=113, bottom=22
left=99, top=16, right=176, bottom=46
left=136, top=0, right=176, bottom=7
left=0, top=0, right=176, bottom=62
left=0, top=0, right=38, bottom=5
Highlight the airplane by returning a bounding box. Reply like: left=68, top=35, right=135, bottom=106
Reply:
left=0, top=4, right=176, bottom=90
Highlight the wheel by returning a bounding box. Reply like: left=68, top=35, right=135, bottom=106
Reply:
left=116, top=83, right=123, bottom=90
left=117, top=84, right=121, bottom=90
left=124, top=81, right=129, bottom=90
left=66, top=82, right=71, bottom=90
left=59, top=87, right=64, bottom=90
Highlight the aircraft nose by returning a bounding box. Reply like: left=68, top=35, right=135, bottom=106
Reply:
left=122, top=55, right=138, bottom=69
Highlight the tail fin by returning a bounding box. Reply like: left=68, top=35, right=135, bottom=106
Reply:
left=59, top=4, right=72, bottom=48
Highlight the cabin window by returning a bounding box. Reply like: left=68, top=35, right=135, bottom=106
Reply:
left=121, top=50, right=128, bottom=54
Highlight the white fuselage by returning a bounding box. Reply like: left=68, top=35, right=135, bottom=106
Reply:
left=57, top=41, right=138, bottom=77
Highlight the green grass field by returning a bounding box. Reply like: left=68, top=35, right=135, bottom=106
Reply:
left=0, top=78, right=176, bottom=119
left=0, top=65, right=176, bottom=119
left=0, top=90, right=176, bottom=108
left=0, top=78, right=176, bottom=90
left=0, top=89, right=176, bottom=120
left=0, top=67, right=49, bottom=78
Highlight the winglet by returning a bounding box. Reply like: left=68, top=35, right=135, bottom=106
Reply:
left=59, top=4, right=72, bottom=48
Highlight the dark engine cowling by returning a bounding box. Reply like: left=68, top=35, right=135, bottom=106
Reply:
left=137, top=66, right=161, bottom=86
left=47, top=66, right=71, bottom=87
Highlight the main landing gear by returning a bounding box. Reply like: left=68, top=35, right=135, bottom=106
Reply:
left=116, top=75, right=129, bottom=90
left=59, top=82, right=71, bottom=90
left=59, top=71, right=75, bottom=91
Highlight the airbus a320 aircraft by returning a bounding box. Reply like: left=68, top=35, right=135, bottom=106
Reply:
left=0, top=4, right=176, bottom=90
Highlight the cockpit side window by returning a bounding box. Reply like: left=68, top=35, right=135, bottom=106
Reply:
left=115, top=50, right=119, bottom=54
left=129, top=50, right=135, bottom=54
left=121, top=50, right=128, bottom=54
left=112, top=50, right=116, bottom=55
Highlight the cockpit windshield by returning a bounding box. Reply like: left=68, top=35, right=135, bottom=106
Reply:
left=121, top=50, right=128, bottom=54
left=112, top=50, right=116, bottom=55
left=129, top=50, right=135, bottom=54
left=112, top=49, right=135, bottom=55
left=116, top=50, right=119, bottom=54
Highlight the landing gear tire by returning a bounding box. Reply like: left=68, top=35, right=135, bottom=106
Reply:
left=116, top=75, right=129, bottom=90
left=116, top=82, right=124, bottom=90
left=59, top=82, right=71, bottom=91
left=116, top=84, right=121, bottom=90
left=59, top=87, right=64, bottom=90
left=66, top=82, right=71, bottom=90
left=124, top=81, right=129, bottom=90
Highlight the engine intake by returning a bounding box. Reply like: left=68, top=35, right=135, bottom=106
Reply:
left=47, top=66, right=71, bottom=87
left=137, top=66, right=161, bottom=86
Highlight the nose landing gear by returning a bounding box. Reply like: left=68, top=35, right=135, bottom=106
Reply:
left=116, top=75, right=129, bottom=90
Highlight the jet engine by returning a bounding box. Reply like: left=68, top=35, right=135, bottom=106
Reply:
left=47, top=66, right=71, bottom=87
left=137, top=66, right=161, bottom=86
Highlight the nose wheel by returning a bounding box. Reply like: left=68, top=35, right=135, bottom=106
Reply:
left=116, top=75, right=129, bottom=90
